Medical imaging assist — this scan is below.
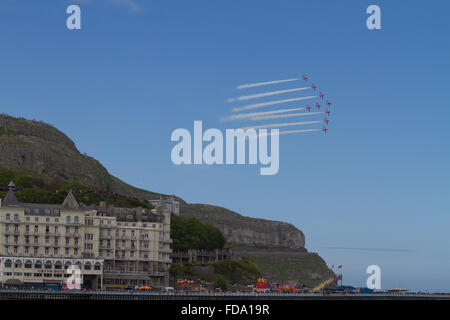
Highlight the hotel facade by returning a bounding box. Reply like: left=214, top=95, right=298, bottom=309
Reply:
left=0, top=182, right=172, bottom=290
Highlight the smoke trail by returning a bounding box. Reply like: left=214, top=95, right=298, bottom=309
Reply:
left=220, top=107, right=304, bottom=122
left=251, top=111, right=323, bottom=121
left=237, top=78, right=299, bottom=90
left=243, top=121, right=322, bottom=130
left=248, top=128, right=321, bottom=139
left=233, top=96, right=317, bottom=112
left=228, top=87, right=311, bottom=102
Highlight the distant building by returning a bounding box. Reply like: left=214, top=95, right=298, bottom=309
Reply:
left=148, top=196, right=180, bottom=216
left=0, top=183, right=172, bottom=289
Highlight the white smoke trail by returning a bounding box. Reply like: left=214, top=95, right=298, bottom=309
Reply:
left=243, top=121, right=322, bottom=130
left=220, top=107, right=304, bottom=122
left=233, top=96, right=317, bottom=112
left=247, top=128, right=321, bottom=139
left=251, top=111, right=323, bottom=121
left=228, top=87, right=311, bottom=102
left=237, top=78, right=299, bottom=90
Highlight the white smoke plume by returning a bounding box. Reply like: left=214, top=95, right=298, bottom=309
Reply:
left=228, top=87, right=311, bottom=102
left=237, top=78, right=299, bottom=90
left=233, top=96, right=317, bottom=112
left=220, top=107, right=304, bottom=122
left=251, top=111, right=323, bottom=121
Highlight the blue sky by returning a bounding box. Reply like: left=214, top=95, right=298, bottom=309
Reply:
left=1, top=0, right=450, bottom=291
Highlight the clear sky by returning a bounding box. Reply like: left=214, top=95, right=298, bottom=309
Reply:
left=1, top=0, right=450, bottom=291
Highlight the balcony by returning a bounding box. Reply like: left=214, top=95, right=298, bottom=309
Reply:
left=100, top=224, right=114, bottom=229
left=65, top=221, right=82, bottom=226
left=162, top=238, right=173, bottom=244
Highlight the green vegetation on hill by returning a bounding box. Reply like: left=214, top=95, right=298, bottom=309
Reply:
left=169, top=258, right=262, bottom=288
left=0, top=168, right=152, bottom=209
left=171, top=213, right=226, bottom=251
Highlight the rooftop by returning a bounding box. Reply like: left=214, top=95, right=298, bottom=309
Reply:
left=1, top=181, right=165, bottom=223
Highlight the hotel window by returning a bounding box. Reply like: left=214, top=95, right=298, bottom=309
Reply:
left=34, top=217, right=38, bottom=222
left=5, top=214, right=10, bottom=221
left=45, top=247, right=49, bottom=254
left=74, top=216, right=79, bottom=224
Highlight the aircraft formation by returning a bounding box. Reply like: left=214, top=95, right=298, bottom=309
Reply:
left=222, top=74, right=334, bottom=137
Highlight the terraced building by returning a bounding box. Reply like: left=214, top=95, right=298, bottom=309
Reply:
left=0, top=182, right=172, bottom=290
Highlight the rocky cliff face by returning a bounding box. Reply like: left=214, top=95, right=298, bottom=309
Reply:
left=182, top=204, right=306, bottom=250
left=0, top=114, right=161, bottom=199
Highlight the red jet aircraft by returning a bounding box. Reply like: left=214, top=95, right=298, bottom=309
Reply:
left=311, top=84, right=317, bottom=92
left=302, top=75, right=308, bottom=83
left=326, top=100, right=332, bottom=107
left=324, top=118, right=329, bottom=125
left=319, top=92, right=325, bottom=100
left=325, top=109, right=331, bottom=116
left=322, top=127, right=328, bottom=134
left=306, top=105, right=312, bottom=112
left=315, top=103, right=321, bottom=110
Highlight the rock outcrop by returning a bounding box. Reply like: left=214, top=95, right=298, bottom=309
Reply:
left=181, top=204, right=306, bottom=250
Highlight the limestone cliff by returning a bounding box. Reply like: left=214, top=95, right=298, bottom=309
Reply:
left=181, top=204, right=306, bottom=250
